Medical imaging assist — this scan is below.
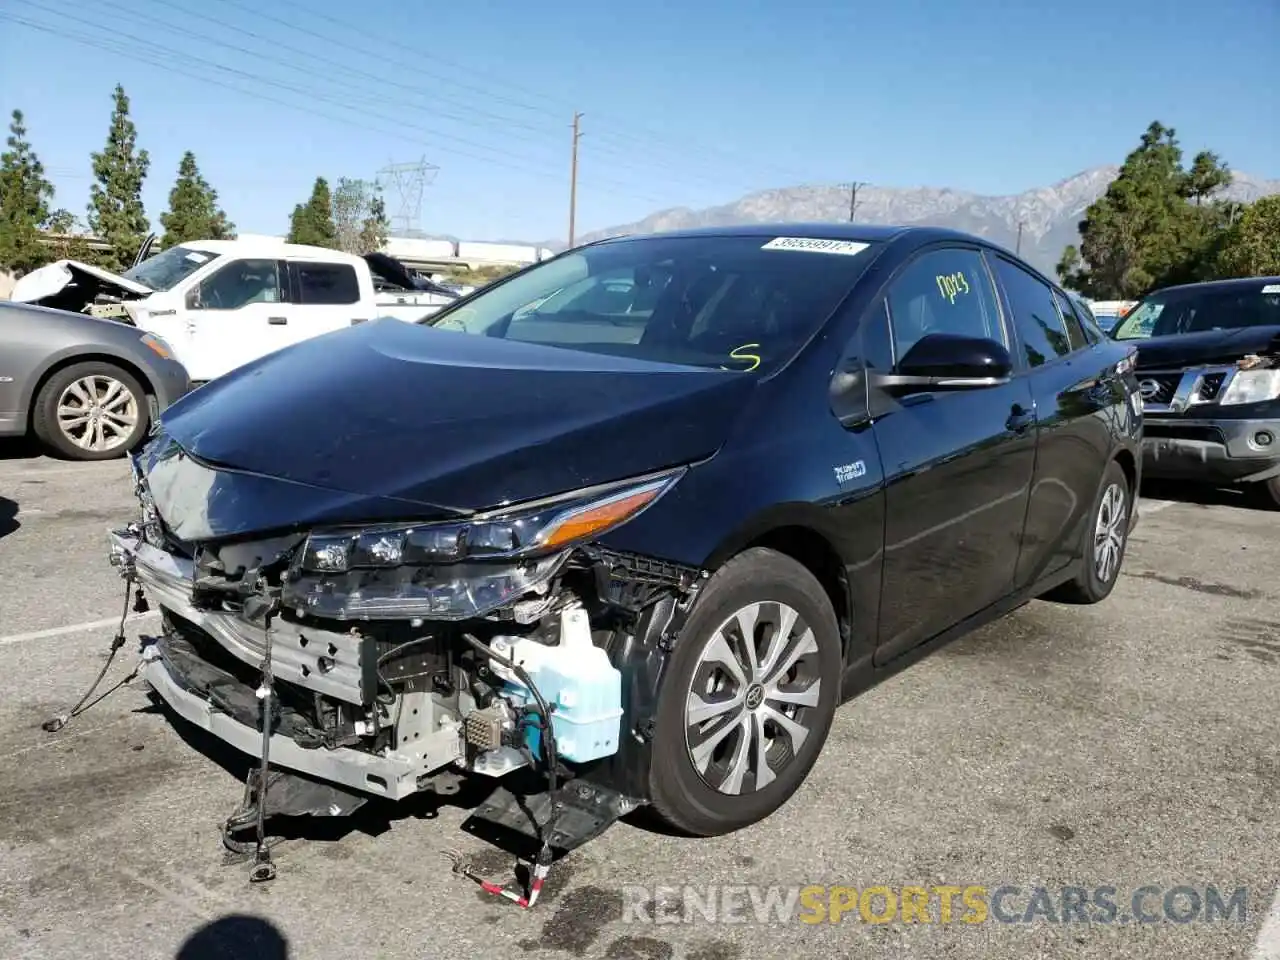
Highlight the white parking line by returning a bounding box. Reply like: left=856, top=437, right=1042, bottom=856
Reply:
left=1253, top=886, right=1280, bottom=960
left=0, top=611, right=159, bottom=648
left=1140, top=499, right=1177, bottom=515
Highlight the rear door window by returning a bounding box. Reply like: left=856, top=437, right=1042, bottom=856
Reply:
left=991, top=256, right=1072, bottom=367
left=1053, top=289, right=1091, bottom=350
left=293, top=262, right=360, bottom=305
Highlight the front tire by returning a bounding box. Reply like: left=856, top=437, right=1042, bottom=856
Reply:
left=647, top=547, right=842, bottom=837
left=31, top=361, right=150, bottom=461
left=1044, top=459, right=1131, bottom=604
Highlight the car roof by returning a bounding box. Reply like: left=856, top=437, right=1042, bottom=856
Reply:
left=585, top=221, right=1069, bottom=288
left=178, top=238, right=365, bottom=264
left=590, top=222, right=985, bottom=246
left=1147, top=276, right=1280, bottom=297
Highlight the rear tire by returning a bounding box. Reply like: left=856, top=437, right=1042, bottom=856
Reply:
left=32, top=361, right=150, bottom=461
left=647, top=547, right=842, bottom=837
left=1044, top=459, right=1131, bottom=604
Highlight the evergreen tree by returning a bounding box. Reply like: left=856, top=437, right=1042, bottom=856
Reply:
left=1057, top=121, right=1232, bottom=299
left=159, top=151, right=234, bottom=247
left=0, top=109, right=56, bottom=274
left=87, top=84, right=150, bottom=271
left=1215, top=196, right=1280, bottom=278
left=286, top=177, right=337, bottom=248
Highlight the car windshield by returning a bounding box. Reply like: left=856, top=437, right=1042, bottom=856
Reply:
left=121, top=244, right=221, bottom=292
left=1112, top=284, right=1280, bottom=340
left=423, top=234, right=881, bottom=374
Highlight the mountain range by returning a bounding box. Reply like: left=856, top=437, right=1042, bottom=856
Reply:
left=546, top=166, right=1280, bottom=278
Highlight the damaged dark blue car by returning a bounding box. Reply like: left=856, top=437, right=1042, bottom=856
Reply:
left=104, top=224, right=1142, bottom=901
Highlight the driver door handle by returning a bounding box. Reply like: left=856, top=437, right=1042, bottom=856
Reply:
left=268, top=316, right=288, bottom=325
left=1007, top=404, right=1035, bottom=434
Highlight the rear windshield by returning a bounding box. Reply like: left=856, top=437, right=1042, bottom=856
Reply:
left=423, top=234, right=880, bottom=375
left=1113, top=283, right=1280, bottom=340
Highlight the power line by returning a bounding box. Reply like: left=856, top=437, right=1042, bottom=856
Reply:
left=35, top=0, right=747, bottom=200
left=376, top=160, right=438, bottom=236
left=9, top=5, right=667, bottom=207
left=227, top=0, right=818, bottom=187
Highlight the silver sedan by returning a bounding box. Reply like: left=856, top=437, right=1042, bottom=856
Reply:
left=0, top=300, right=192, bottom=460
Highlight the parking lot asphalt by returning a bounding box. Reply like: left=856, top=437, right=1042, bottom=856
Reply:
left=0, top=442, right=1277, bottom=960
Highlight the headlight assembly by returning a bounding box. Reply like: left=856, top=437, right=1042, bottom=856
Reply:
left=297, top=469, right=682, bottom=574
left=1219, top=369, right=1280, bottom=406
left=282, top=469, right=684, bottom=621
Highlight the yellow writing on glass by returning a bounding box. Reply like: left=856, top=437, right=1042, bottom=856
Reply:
left=935, top=272, right=971, bottom=304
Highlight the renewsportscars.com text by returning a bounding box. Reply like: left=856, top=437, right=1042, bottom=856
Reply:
left=621, top=884, right=1250, bottom=926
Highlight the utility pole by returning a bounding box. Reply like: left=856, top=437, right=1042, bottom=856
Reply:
left=847, top=181, right=865, bottom=222
left=568, top=112, right=583, bottom=248
left=1015, top=221, right=1024, bottom=256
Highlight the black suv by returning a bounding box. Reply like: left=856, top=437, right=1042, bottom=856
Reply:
left=108, top=224, right=1142, bottom=862
left=1113, top=276, right=1280, bottom=505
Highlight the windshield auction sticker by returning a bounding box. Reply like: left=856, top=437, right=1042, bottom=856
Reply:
left=761, top=237, right=870, bottom=255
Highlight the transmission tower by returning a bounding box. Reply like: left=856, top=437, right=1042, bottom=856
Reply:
left=376, top=157, right=439, bottom=236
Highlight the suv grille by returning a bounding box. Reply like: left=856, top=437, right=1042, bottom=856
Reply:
left=1139, top=373, right=1181, bottom=405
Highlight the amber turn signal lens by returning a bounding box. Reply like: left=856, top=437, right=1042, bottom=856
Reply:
left=141, top=334, right=172, bottom=359
left=538, top=486, right=665, bottom=549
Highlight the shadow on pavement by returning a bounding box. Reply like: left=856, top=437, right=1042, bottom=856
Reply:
left=0, top=437, right=45, bottom=462
left=175, top=914, right=289, bottom=960
left=0, top=497, right=18, bottom=539
left=1141, top=477, right=1275, bottom=511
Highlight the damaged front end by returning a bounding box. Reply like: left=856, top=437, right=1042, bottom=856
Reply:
left=106, top=439, right=706, bottom=895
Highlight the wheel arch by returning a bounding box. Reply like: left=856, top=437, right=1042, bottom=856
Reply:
left=1113, top=447, right=1137, bottom=496
left=25, top=351, right=158, bottom=433
left=702, top=509, right=852, bottom=660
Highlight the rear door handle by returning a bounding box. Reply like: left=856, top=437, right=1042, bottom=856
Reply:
left=268, top=316, right=288, bottom=325
left=1007, top=404, right=1035, bottom=433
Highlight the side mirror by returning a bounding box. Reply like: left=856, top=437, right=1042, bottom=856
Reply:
left=871, top=333, right=1012, bottom=393
left=185, top=286, right=201, bottom=310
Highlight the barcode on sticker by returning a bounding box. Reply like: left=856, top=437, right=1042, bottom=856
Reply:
left=761, top=237, right=870, bottom=256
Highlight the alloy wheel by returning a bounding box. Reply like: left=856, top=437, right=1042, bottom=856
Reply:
left=1094, top=483, right=1127, bottom=583
left=56, top=375, right=139, bottom=453
left=684, top=601, right=822, bottom=796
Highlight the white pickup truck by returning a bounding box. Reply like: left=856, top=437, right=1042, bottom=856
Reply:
left=9, top=238, right=460, bottom=383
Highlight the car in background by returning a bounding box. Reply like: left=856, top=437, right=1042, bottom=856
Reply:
left=0, top=300, right=191, bottom=460
left=1112, top=276, right=1280, bottom=505
left=1087, top=299, right=1137, bottom=333
left=9, top=240, right=459, bottom=384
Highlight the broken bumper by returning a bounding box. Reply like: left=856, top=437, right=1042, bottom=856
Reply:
left=1141, top=417, right=1280, bottom=484
left=111, top=529, right=463, bottom=801
left=141, top=636, right=424, bottom=800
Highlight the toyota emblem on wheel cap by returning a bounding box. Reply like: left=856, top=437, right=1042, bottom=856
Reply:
left=1139, top=379, right=1162, bottom=400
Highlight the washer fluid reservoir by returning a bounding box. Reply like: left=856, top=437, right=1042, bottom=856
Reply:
left=489, top=607, right=623, bottom=763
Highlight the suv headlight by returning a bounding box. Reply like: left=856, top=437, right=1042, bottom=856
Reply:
left=1219, top=369, right=1280, bottom=406
left=282, top=469, right=683, bottom=621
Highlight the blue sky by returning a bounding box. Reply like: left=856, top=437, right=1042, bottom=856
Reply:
left=1, top=0, right=1277, bottom=243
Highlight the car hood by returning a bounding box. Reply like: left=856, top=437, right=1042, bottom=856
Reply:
left=9, top=258, right=153, bottom=303
left=155, top=318, right=757, bottom=524
left=1129, top=325, right=1280, bottom=370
